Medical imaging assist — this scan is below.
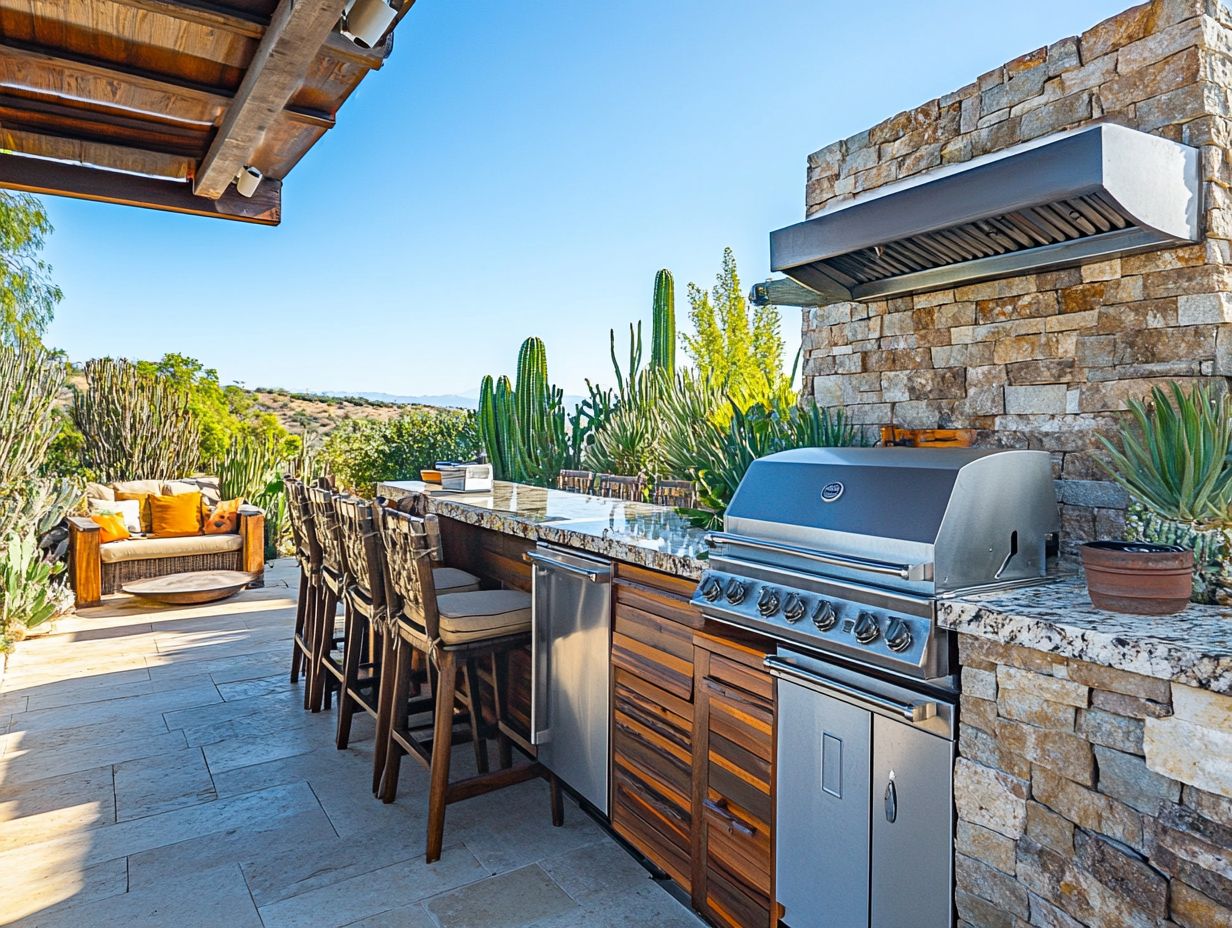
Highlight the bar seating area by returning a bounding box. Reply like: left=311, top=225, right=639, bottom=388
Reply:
left=285, top=479, right=564, bottom=865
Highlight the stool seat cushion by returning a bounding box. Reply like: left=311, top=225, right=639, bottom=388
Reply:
left=434, top=589, right=531, bottom=645
left=432, top=566, right=481, bottom=594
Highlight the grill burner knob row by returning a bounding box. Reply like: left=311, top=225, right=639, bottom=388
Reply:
left=700, top=577, right=724, bottom=602
left=725, top=578, right=749, bottom=605
left=812, top=599, right=837, bottom=631
left=853, top=612, right=881, bottom=645
left=885, top=617, right=913, bottom=652
left=782, top=593, right=806, bottom=623
left=757, top=587, right=781, bottom=617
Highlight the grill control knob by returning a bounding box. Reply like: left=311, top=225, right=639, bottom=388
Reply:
left=812, top=599, right=837, bottom=631
left=853, top=612, right=881, bottom=645
left=725, top=578, right=748, bottom=605
left=701, top=577, right=724, bottom=602
left=782, top=593, right=806, bottom=623
left=757, top=587, right=781, bottom=617
left=886, top=617, right=913, bottom=652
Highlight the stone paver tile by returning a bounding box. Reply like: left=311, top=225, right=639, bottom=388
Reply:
left=216, top=673, right=300, bottom=702
left=9, top=683, right=220, bottom=734
left=113, top=746, right=217, bottom=821
left=7, top=862, right=262, bottom=928
left=0, top=765, right=115, bottom=853
left=4, top=668, right=152, bottom=706
left=450, top=783, right=605, bottom=874
left=426, top=864, right=578, bottom=928
left=524, top=882, right=705, bottom=928
left=338, top=902, right=436, bottom=928
left=126, top=807, right=331, bottom=889
left=257, top=844, right=489, bottom=928
left=201, top=725, right=326, bottom=774
left=0, top=728, right=188, bottom=788
left=0, top=692, right=28, bottom=715
left=0, top=780, right=320, bottom=871
left=23, top=671, right=214, bottom=712
left=2, top=855, right=129, bottom=924
left=164, top=687, right=306, bottom=734
left=536, top=837, right=660, bottom=904
left=147, top=646, right=288, bottom=686
left=3, top=713, right=173, bottom=759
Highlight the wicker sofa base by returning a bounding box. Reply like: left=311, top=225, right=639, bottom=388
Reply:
left=102, top=551, right=253, bottom=595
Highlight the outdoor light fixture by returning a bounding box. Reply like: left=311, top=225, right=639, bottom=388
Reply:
left=234, top=165, right=263, bottom=198
left=341, top=0, right=396, bottom=48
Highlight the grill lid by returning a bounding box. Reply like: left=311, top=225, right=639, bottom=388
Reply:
left=721, top=447, right=1059, bottom=594
left=770, top=124, right=1200, bottom=305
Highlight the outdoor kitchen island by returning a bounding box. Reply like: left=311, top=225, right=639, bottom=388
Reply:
left=379, top=477, right=1232, bottom=928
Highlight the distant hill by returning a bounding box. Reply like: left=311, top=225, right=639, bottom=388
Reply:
left=327, top=390, right=478, bottom=409
left=251, top=389, right=450, bottom=435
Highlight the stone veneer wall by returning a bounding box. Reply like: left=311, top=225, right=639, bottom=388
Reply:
left=955, top=635, right=1232, bottom=928
left=799, top=0, right=1232, bottom=555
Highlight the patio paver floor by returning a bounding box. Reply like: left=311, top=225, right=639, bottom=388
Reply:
left=0, top=559, right=704, bottom=928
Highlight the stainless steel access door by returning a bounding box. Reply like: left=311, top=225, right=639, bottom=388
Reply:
left=527, top=545, right=612, bottom=815
left=775, top=673, right=871, bottom=928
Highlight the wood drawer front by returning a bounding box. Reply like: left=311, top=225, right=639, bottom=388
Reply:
left=612, top=601, right=695, bottom=701
left=613, top=670, right=693, bottom=787
left=706, top=652, right=774, bottom=703
left=701, top=847, right=772, bottom=928
left=612, top=770, right=692, bottom=893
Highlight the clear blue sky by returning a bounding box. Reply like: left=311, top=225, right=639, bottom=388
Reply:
left=43, top=0, right=1134, bottom=398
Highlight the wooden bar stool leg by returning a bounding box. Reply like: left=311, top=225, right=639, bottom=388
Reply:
left=549, top=772, right=564, bottom=827
left=380, top=643, right=412, bottom=804
left=372, top=631, right=397, bottom=795
left=492, top=652, right=513, bottom=770
left=302, top=582, right=320, bottom=711
left=290, top=567, right=308, bottom=683
left=336, top=600, right=362, bottom=750
left=463, top=658, right=489, bottom=775
left=426, top=649, right=458, bottom=864
left=309, top=586, right=336, bottom=713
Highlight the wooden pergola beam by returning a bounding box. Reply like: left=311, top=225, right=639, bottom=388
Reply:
left=0, top=153, right=281, bottom=224
left=193, top=0, right=343, bottom=198
left=106, top=0, right=268, bottom=38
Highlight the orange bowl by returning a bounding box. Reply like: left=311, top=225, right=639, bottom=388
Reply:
left=420, top=469, right=442, bottom=484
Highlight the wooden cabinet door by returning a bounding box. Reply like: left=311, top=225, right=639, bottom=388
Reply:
left=694, top=630, right=777, bottom=928
left=608, top=563, right=703, bottom=890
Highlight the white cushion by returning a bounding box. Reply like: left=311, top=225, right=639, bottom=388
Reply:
left=89, top=498, right=142, bottom=534
left=432, top=566, right=481, bottom=594
left=100, top=534, right=242, bottom=564
left=435, top=589, right=531, bottom=645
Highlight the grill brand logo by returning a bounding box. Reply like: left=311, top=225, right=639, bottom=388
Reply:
left=820, top=481, right=845, bottom=503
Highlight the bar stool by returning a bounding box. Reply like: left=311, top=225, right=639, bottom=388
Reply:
left=284, top=476, right=323, bottom=705
left=556, top=469, right=595, bottom=494
left=651, top=478, right=697, bottom=509
left=374, top=505, right=562, bottom=863
left=306, top=483, right=348, bottom=713
left=597, top=473, right=645, bottom=501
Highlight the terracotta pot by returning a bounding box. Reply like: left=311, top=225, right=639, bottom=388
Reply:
left=1081, top=541, right=1194, bottom=616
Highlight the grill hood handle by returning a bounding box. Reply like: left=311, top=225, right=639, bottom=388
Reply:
left=704, top=531, right=933, bottom=583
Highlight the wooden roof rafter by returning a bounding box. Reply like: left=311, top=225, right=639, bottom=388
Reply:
left=0, top=0, right=412, bottom=224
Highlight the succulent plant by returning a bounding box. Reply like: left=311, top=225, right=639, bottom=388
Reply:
left=1097, top=382, right=1232, bottom=527
left=650, top=268, right=675, bottom=375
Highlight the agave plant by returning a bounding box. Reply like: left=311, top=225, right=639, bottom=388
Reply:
left=1096, top=383, right=1232, bottom=527
left=0, top=532, right=66, bottom=653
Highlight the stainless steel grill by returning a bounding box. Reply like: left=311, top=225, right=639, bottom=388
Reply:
left=692, top=447, right=1060, bottom=928
left=690, top=446, right=1059, bottom=682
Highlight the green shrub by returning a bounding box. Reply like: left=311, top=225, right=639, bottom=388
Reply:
left=321, top=408, right=478, bottom=496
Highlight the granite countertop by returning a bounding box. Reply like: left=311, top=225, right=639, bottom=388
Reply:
left=377, top=480, right=709, bottom=579
left=939, top=578, right=1232, bottom=694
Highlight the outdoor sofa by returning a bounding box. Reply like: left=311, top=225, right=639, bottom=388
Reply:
left=68, top=476, right=265, bottom=607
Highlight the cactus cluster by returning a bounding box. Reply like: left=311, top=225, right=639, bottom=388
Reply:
left=72, top=357, right=201, bottom=482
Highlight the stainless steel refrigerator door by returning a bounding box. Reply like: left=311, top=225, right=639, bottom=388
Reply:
left=529, top=546, right=611, bottom=815
left=871, top=714, right=955, bottom=928
left=775, top=676, right=871, bottom=928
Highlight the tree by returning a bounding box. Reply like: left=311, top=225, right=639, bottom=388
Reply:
left=0, top=192, right=62, bottom=344
left=681, top=247, right=793, bottom=408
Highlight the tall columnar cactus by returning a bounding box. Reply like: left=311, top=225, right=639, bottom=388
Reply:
left=650, top=268, right=676, bottom=375
left=515, top=336, right=548, bottom=434
left=72, top=358, right=201, bottom=482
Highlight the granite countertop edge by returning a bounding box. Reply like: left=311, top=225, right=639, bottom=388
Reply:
left=939, top=581, right=1232, bottom=695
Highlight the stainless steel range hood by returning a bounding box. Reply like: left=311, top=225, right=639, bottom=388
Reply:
left=770, top=124, right=1201, bottom=304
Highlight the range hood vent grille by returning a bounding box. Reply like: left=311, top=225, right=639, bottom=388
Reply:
left=771, top=124, right=1201, bottom=305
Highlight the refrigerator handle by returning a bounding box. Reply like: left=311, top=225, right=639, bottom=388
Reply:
left=530, top=564, right=552, bottom=745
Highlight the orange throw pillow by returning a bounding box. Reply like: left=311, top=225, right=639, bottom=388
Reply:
left=90, top=512, right=130, bottom=543
left=114, top=491, right=152, bottom=533
left=150, top=491, right=203, bottom=537
left=204, top=498, right=243, bottom=535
